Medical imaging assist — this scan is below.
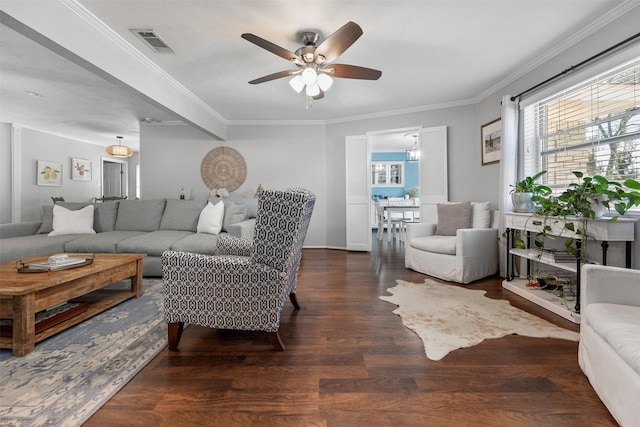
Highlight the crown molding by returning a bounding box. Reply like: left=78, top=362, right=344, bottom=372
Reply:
left=59, top=0, right=227, bottom=125
left=54, top=0, right=640, bottom=127
left=474, top=0, right=640, bottom=103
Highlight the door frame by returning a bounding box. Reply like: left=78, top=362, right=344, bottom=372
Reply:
left=101, top=156, right=129, bottom=198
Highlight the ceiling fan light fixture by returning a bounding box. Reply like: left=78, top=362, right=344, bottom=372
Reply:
left=301, top=67, right=317, bottom=85
left=305, top=83, right=321, bottom=97
left=317, top=73, right=333, bottom=91
left=289, top=75, right=305, bottom=93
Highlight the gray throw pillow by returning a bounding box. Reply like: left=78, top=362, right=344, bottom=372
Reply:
left=37, top=205, right=54, bottom=234
left=222, top=202, right=248, bottom=232
left=435, top=202, right=472, bottom=236
left=159, top=199, right=207, bottom=232
left=115, top=199, right=167, bottom=231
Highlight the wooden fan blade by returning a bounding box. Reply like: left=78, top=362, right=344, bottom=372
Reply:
left=242, top=33, right=302, bottom=62
left=328, top=64, right=382, bottom=80
left=312, top=89, right=325, bottom=100
left=314, top=22, right=363, bottom=63
left=248, top=70, right=296, bottom=84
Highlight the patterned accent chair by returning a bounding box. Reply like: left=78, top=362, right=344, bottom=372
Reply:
left=161, top=188, right=315, bottom=351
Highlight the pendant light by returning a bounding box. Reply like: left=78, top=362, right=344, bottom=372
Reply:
left=106, top=136, right=133, bottom=158
left=405, top=134, right=420, bottom=162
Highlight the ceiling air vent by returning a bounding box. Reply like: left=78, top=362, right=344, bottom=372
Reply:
left=131, top=29, right=175, bottom=54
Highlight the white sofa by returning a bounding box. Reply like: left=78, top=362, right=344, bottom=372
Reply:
left=404, top=202, right=498, bottom=284
left=578, top=264, right=640, bottom=427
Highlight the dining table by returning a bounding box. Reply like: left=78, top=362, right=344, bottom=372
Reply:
left=383, top=204, right=420, bottom=242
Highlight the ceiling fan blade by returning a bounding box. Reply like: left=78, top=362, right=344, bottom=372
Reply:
left=314, top=21, right=363, bottom=63
left=328, top=64, right=382, bottom=80
left=241, top=33, right=302, bottom=63
left=248, top=70, right=296, bottom=84
left=312, top=89, right=325, bottom=100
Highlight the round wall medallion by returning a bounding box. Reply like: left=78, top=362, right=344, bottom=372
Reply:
left=200, top=147, right=247, bottom=191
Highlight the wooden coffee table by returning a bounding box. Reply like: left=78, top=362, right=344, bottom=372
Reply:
left=0, top=253, right=145, bottom=356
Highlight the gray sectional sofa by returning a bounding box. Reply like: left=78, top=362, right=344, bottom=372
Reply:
left=0, top=198, right=257, bottom=276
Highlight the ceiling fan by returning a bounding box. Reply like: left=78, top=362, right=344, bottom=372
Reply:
left=241, top=21, right=382, bottom=103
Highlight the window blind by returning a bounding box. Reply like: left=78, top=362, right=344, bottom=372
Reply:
left=523, top=58, right=640, bottom=193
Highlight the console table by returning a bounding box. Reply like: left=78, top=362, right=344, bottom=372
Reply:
left=503, top=212, right=636, bottom=323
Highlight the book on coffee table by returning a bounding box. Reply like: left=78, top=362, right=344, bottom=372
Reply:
left=16, top=254, right=94, bottom=272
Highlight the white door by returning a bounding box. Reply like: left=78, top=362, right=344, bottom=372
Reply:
left=102, top=157, right=128, bottom=198
left=345, top=135, right=370, bottom=251
left=419, top=126, right=448, bottom=223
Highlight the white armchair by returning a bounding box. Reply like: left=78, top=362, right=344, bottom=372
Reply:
left=579, top=264, right=640, bottom=427
left=405, top=202, right=498, bottom=284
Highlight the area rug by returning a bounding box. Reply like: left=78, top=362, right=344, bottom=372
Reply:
left=380, top=279, right=579, bottom=361
left=0, top=279, right=166, bottom=426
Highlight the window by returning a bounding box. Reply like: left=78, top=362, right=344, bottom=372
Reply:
left=523, top=59, right=640, bottom=195
left=371, top=161, right=404, bottom=187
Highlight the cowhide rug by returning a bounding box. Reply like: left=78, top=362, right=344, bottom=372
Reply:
left=380, top=279, right=579, bottom=361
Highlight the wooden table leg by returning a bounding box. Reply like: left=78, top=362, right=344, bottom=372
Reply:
left=131, top=258, right=144, bottom=298
left=13, top=293, right=35, bottom=356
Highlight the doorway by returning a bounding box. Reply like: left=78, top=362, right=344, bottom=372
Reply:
left=345, top=125, right=448, bottom=251
left=101, top=157, right=128, bottom=198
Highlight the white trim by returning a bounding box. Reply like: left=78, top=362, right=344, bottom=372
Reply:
left=520, top=48, right=640, bottom=109
left=11, top=126, right=21, bottom=222
left=478, top=1, right=640, bottom=104
left=59, top=0, right=227, bottom=125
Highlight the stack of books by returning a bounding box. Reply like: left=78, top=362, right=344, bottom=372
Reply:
left=527, top=248, right=576, bottom=263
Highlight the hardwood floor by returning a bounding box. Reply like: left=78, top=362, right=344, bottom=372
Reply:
left=86, top=233, right=616, bottom=426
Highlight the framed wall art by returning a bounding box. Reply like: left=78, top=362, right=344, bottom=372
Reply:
left=37, top=160, right=62, bottom=186
left=480, top=118, right=501, bottom=166
left=71, top=158, right=92, bottom=181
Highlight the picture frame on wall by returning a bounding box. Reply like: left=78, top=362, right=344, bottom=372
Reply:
left=480, top=118, right=501, bottom=166
left=71, top=158, right=92, bottom=181
left=36, top=160, right=62, bottom=186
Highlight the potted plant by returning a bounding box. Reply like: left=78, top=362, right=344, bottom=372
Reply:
left=532, top=171, right=640, bottom=260
left=404, top=187, right=418, bottom=203
left=510, top=170, right=552, bottom=213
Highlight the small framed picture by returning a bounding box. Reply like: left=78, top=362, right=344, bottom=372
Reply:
left=481, top=118, right=501, bottom=166
left=71, top=158, right=92, bottom=181
left=37, top=160, right=62, bottom=186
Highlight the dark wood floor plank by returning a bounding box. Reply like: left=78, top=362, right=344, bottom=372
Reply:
left=85, top=236, right=617, bottom=426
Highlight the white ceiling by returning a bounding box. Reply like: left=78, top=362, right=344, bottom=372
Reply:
left=0, top=1, right=636, bottom=151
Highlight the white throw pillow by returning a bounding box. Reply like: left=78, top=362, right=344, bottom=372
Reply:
left=197, top=201, right=225, bottom=234
left=471, top=202, right=492, bottom=228
left=48, top=204, right=96, bottom=236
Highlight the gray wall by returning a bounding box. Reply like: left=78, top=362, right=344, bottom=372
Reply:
left=1, top=7, right=638, bottom=261
left=0, top=125, right=137, bottom=222
left=140, top=122, right=328, bottom=247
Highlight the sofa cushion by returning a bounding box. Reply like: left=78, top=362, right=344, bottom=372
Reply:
left=410, top=235, right=457, bottom=255
left=159, top=199, right=207, bottom=232
left=584, top=303, right=640, bottom=374
left=435, top=202, right=471, bottom=236
left=222, top=202, right=248, bottom=232
left=471, top=202, right=491, bottom=228
left=117, top=230, right=192, bottom=256
left=170, top=233, right=221, bottom=255
left=245, top=198, right=259, bottom=219
left=63, top=230, right=146, bottom=253
left=115, top=199, right=166, bottom=232
left=197, top=201, right=225, bottom=234
left=48, top=205, right=96, bottom=236
left=0, top=234, right=82, bottom=262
